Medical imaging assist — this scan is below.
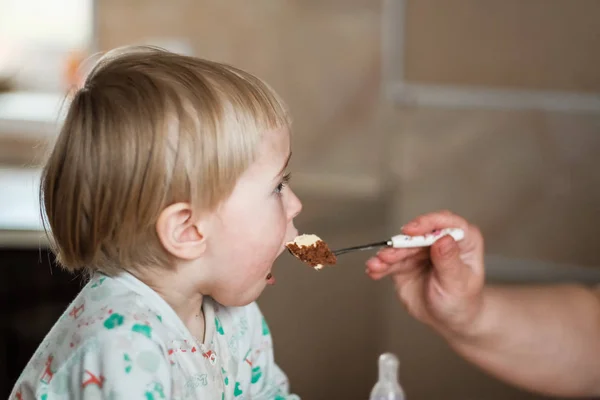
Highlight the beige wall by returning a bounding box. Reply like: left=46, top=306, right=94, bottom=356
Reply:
left=404, top=0, right=600, bottom=92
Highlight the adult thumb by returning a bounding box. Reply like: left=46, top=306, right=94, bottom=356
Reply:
left=430, top=235, right=468, bottom=295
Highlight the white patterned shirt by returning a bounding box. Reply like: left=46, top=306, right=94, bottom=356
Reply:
left=10, top=272, right=299, bottom=400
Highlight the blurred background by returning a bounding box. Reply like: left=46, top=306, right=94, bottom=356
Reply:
left=1, top=0, right=600, bottom=399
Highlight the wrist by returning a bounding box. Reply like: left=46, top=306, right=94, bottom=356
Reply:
left=438, top=288, right=494, bottom=348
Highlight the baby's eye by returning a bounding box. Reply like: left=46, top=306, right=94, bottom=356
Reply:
left=275, top=173, right=292, bottom=195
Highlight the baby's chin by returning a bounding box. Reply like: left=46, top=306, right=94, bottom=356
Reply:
left=213, top=277, right=272, bottom=307
left=212, top=290, right=261, bottom=308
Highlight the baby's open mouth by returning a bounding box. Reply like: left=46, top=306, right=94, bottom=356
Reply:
left=266, top=273, right=275, bottom=285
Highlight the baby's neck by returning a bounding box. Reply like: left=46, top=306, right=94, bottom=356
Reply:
left=186, top=308, right=206, bottom=343
left=135, top=268, right=207, bottom=343
left=157, top=283, right=206, bottom=343
left=165, top=291, right=206, bottom=343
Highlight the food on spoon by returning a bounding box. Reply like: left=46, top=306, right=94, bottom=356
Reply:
left=286, top=234, right=337, bottom=270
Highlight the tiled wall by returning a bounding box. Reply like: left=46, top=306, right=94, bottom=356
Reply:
left=388, top=108, right=600, bottom=268
left=403, top=0, right=600, bottom=92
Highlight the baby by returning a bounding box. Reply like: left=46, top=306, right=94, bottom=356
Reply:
left=11, top=46, right=302, bottom=399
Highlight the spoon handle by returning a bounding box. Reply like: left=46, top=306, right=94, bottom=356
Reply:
left=389, top=228, right=464, bottom=248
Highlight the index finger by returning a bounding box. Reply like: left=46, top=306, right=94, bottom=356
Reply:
left=401, top=210, right=470, bottom=236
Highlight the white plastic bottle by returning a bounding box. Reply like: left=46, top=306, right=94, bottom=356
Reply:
left=369, top=353, right=406, bottom=400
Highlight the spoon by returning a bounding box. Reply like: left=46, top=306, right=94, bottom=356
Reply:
left=332, top=228, right=465, bottom=256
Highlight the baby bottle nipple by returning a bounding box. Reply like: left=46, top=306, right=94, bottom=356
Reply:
left=369, top=352, right=406, bottom=400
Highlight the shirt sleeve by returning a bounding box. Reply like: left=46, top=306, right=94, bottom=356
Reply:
left=246, top=303, right=301, bottom=400
left=44, top=330, right=172, bottom=399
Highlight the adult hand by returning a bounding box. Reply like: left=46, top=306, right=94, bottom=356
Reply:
left=366, top=210, right=485, bottom=337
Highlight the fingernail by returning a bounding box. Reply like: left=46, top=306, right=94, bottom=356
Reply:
left=404, top=221, right=418, bottom=228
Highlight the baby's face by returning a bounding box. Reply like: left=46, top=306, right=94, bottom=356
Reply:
left=204, top=128, right=302, bottom=306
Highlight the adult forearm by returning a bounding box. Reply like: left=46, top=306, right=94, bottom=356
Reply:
left=446, top=284, right=600, bottom=397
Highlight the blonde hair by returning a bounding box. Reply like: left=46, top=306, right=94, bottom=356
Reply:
left=41, top=46, right=291, bottom=275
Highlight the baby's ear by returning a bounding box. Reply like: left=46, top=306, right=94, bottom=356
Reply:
left=156, top=203, right=206, bottom=260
